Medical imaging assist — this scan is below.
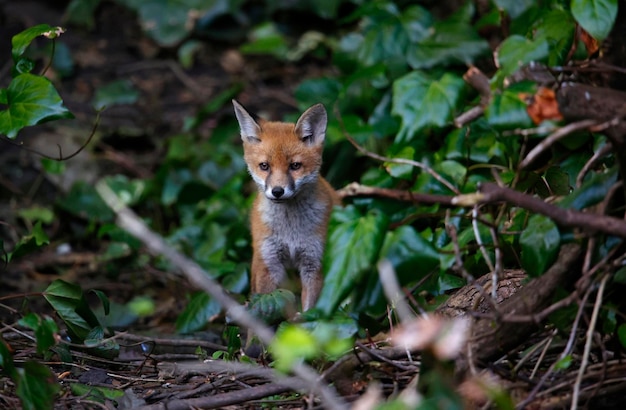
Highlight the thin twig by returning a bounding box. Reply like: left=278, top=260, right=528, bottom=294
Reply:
left=576, top=143, right=612, bottom=187
left=519, top=119, right=598, bottom=169
left=571, top=274, right=609, bottom=410
left=519, top=118, right=619, bottom=169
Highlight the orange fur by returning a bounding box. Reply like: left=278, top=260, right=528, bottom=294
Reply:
left=233, top=100, right=339, bottom=311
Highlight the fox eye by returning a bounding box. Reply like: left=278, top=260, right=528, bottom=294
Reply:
left=259, top=162, right=270, bottom=171
left=289, top=162, right=302, bottom=171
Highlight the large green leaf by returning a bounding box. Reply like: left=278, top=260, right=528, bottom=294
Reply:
left=175, top=292, right=222, bottom=334
left=43, top=279, right=102, bottom=341
left=520, top=214, right=560, bottom=277
left=571, top=0, right=618, bottom=41
left=317, top=206, right=388, bottom=315
left=407, top=20, right=489, bottom=69
left=392, top=71, right=465, bottom=143
left=0, top=74, right=74, bottom=138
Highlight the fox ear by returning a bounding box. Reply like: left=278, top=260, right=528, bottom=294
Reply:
left=295, top=103, right=327, bottom=146
left=233, top=99, right=262, bottom=143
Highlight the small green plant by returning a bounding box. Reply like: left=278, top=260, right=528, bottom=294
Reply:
left=0, top=24, right=73, bottom=139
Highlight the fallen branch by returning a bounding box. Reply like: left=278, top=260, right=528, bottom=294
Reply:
left=95, top=181, right=347, bottom=410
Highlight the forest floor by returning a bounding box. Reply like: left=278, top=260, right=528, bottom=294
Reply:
left=2, top=2, right=626, bottom=410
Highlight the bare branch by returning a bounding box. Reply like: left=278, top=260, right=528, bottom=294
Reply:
left=95, top=181, right=347, bottom=410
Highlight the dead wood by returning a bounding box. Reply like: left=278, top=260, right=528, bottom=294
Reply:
left=465, top=243, right=582, bottom=363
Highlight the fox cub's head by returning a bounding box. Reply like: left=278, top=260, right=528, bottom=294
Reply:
left=233, top=100, right=327, bottom=202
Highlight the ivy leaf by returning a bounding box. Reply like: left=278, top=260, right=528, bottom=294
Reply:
left=520, top=214, right=560, bottom=277
left=247, top=289, right=297, bottom=325
left=379, top=226, right=440, bottom=285
left=11, top=24, right=65, bottom=62
left=92, top=80, right=139, bottom=110
left=175, top=292, right=222, bottom=334
left=485, top=83, right=534, bottom=130
left=317, top=207, right=388, bottom=316
left=392, top=71, right=465, bottom=143
left=495, top=35, right=549, bottom=78
left=571, top=0, right=618, bottom=41
left=0, top=74, right=74, bottom=138
left=407, top=20, right=489, bottom=69
left=43, top=279, right=101, bottom=342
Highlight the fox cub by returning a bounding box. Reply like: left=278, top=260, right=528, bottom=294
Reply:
left=233, top=100, right=340, bottom=311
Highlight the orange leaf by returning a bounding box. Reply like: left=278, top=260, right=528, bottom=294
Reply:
left=522, top=87, right=563, bottom=125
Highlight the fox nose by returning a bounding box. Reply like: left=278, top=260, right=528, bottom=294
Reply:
left=272, top=187, right=285, bottom=198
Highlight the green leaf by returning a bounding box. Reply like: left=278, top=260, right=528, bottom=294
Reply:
left=492, top=0, right=534, bottom=18
left=495, top=35, right=549, bottom=78
left=70, top=383, right=125, bottom=401
left=520, top=214, right=560, bottom=277
left=617, top=324, right=626, bottom=349
left=92, top=80, right=139, bottom=110
left=317, top=206, right=388, bottom=315
left=0, top=74, right=74, bottom=138
left=18, top=313, right=59, bottom=355
left=352, top=3, right=410, bottom=68
left=247, top=289, right=297, bottom=324
left=11, top=24, right=65, bottom=62
left=543, top=167, right=571, bottom=196
left=571, top=0, right=618, bottom=41
left=57, top=181, right=114, bottom=222
left=121, top=0, right=243, bottom=46
left=176, top=292, right=222, bottom=334
left=65, top=0, right=101, bottom=29
left=485, top=83, right=534, bottom=130
left=240, top=22, right=289, bottom=59
left=17, top=206, right=54, bottom=225
left=379, top=226, right=440, bottom=285
left=43, top=279, right=101, bottom=341
left=558, top=166, right=618, bottom=210
left=0, top=337, right=17, bottom=378
left=532, top=10, right=576, bottom=66
left=127, top=296, right=155, bottom=317
left=16, top=361, right=60, bottom=410
left=8, top=221, right=50, bottom=262
left=407, top=20, right=489, bottom=69
left=270, top=324, right=318, bottom=373
left=101, top=175, right=145, bottom=206
left=392, top=71, right=465, bottom=143
left=385, top=146, right=415, bottom=179
left=553, top=355, right=573, bottom=370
